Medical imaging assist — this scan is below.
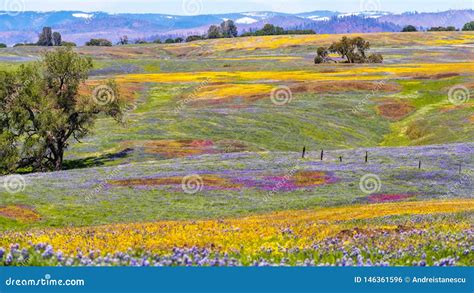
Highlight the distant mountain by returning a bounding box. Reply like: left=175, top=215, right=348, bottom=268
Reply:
left=0, top=9, right=471, bottom=46
left=296, top=15, right=401, bottom=34
left=379, top=10, right=474, bottom=29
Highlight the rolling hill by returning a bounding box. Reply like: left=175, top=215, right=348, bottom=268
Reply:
left=0, top=9, right=472, bottom=45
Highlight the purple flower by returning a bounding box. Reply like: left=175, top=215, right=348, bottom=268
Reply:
left=41, top=245, right=54, bottom=259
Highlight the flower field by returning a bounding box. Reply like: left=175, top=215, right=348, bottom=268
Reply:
left=0, top=32, right=472, bottom=266
left=1, top=200, right=472, bottom=266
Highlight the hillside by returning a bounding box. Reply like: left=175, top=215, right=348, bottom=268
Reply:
left=0, top=9, right=472, bottom=45
left=0, top=31, right=472, bottom=267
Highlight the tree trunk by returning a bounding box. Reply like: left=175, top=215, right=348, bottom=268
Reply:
left=54, top=145, right=64, bottom=171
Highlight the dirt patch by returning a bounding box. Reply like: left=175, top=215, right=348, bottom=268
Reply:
left=439, top=102, right=473, bottom=113
left=336, top=227, right=393, bottom=239
left=121, top=139, right=249, bottom=158
left=79, top=81, right=143, bottom=104
left=367, top=193, right=416, bottom=203
left=0, top=205, right=41, bottom=223
left=292, top=80, right=400, bottom=94
left=108, top=175, right=241, bottom=189
left=407, top=72, right=459, bottom=80
left=377, top=100, right=415, bottom=120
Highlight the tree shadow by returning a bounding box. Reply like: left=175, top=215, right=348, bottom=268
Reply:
left=62, top=148, right=134, bottom=170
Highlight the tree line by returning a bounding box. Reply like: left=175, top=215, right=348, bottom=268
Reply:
left=3, top=20, right=472, bottom=48
left=401, top=21, right=474, bottom=32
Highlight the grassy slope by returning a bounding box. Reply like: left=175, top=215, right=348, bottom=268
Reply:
left=0, top=32, right=472, bottom=230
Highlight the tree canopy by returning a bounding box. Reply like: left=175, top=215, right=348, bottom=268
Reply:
left=315, top=36, right=383, bottom=64
left=402, top=25, right=418, bottom=32
left=85, top=38, right=112, bottom=46
left=462, top=21, right=474, bottom=31
left=0, top=47, right=124, bottom=173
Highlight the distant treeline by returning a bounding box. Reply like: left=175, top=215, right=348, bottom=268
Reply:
left=3, top=20, right=473, bottom=48
left=12, top=27, right=76, bottom=47
left=240, top=24, right=315, bottom=37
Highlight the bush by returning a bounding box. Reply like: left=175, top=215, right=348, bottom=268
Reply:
left=402, top=25, right=417, bottom=32
left=314, top=56, right=324, bottom=64
left=61, top=41, right=76, bottom=47
left=186, top=35, right=204, bottom=42
left=0, top=43, right=6, bottom=48
left=164, top=38, right=175, bottom=44
left=85, top=38, right=112, bottom=46
left=315, top=36, right=383, bottom=64
left=462, top=21, right=474, bottom=31
left=367, top=53, right=383, bottom=63
left=153, top=39, right=162, bottom=44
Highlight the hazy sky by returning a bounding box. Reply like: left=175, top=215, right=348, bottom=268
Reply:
left=10, top=0, right=474, bottom=15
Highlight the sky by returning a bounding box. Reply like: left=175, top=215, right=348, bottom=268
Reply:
left=9, top=0, right=474, bottom=15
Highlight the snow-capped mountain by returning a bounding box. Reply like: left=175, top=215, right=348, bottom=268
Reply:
left=0, top=9, right=471, bottom=45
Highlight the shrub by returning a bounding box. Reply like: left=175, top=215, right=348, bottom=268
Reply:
left=85, top=38, right=112, bottom=46
left=402, top=25, right=417, bottom=32
left=367, top=53, right=383, bottom=63
left=61, top=41, right=76, bottom=47
left=186, top=35, right=204, bottom=42
left=315, top=36, right=382, bottom=64
left=462, top=21, right=474, bottom=31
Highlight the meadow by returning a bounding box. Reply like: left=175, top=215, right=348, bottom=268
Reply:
left=0, top=31, right=472, bottom=266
